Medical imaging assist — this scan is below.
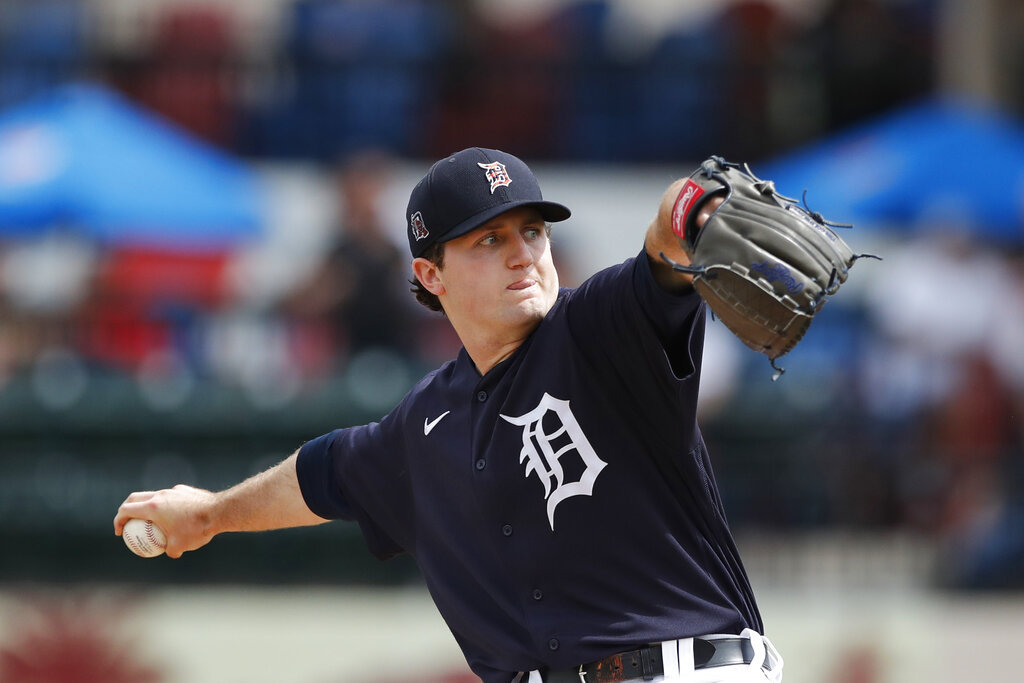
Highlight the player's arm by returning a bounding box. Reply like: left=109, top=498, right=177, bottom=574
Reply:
left=113, top=450, right=329, bottom=559
left=644, top=179, right=723, bottom=293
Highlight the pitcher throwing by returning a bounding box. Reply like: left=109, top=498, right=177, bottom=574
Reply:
left=117, top=147, right=869, bottom=682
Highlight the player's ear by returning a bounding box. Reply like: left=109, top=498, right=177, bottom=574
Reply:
left=412, top=257, right=445, bottom=296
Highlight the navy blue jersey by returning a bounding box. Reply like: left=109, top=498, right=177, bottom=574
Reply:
left=297, top=250, right=762, bottom=682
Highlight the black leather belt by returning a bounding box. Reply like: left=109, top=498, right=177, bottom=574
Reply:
left=543, top=637, right=759, bottom=683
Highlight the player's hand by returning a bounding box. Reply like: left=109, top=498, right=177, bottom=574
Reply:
left=646, top=187, right=725, bottom=292
left=114, top=485, right=218, bottom=558
left=695, top=195, right=724, bottom=232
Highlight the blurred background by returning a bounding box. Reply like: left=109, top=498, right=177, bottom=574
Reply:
left=0, top=0, right=1022, bottom=681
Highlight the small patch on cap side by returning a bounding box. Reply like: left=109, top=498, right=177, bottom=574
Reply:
left=410, top=211, right=429, bottom=241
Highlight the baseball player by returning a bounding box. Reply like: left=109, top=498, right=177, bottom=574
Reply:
left=116, top=147, right=861, bottom=682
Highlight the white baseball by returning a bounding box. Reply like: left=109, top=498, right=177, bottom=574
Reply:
left=122, top=518, right=167, bottom=558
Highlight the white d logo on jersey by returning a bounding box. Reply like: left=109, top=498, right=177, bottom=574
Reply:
left=501, top=393, right=607, bottom=530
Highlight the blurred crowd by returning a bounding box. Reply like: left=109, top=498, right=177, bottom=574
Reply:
left=857, top=234, right=1024, bottom=589
left=0, top=0, right=1022, bottom=590
left=0, top=0, right=948, bottom=393
left=0, top=0, right=941, bottom=162
left=0, top=148, right=456, bottom=416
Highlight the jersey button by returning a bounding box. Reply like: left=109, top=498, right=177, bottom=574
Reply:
left=532, top=589, right=543, bottom=600
left=476, top=390, right=487, bottom=402
left=502, top=524, right=513, bottom=536
left=475, top=459, right=486, bottom=471
left=548, top=639, right=560, bottom=651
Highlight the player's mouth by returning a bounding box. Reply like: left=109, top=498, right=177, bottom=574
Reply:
left=507, top=278, right=537, bottom=291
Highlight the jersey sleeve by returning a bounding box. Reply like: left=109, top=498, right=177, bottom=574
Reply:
left=296, top=413, right=409, bottom=559
left=565, top=249, right=705, bottom=382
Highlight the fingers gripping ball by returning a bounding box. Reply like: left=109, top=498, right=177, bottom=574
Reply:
left=662, top=156, right=877, bottom=377
left=123, top=518, right=167, bottom=558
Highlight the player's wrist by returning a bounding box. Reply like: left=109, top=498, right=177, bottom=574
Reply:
left=201, top=488, right=235, bottom=537
left=164, top=483, right=219, bottom=539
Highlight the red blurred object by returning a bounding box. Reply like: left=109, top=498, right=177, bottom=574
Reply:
left=153, top=6, right=235, bottom=59
left=96, top=247, right=230, bottom=308
left=0, top=597, right=165, bottom=683
left=125, top=6, right=240, bottom=146
left=79, top=305, right=172, bottom=370
left=77, top=247, right=229, bottom=369
left=428, top=14, right=566, bottom=158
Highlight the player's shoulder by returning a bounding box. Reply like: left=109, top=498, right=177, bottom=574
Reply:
left=400, top=350, right=472, bottom=404
left=560, top=254, right=643, bottom=305
left=407, top=358, right=452, bottom=395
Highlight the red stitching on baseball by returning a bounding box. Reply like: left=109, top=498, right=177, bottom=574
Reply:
left=145, top=521, right=165, bottom=548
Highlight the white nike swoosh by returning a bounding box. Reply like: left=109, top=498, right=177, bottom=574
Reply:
left=423, top=411, right=451, bottom=436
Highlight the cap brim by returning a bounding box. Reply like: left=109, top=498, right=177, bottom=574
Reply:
left=439, top=199, right=572, bottom=247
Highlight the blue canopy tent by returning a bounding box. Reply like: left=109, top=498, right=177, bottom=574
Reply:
left=0, top=82, right=263, bottom=249
left=756, top=99, right=1024, bottom=245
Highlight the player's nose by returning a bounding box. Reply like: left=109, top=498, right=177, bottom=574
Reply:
left=506, top=233, right=534, bottom=268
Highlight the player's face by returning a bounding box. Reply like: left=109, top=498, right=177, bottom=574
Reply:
left=435, top=207, right=558, bottom=337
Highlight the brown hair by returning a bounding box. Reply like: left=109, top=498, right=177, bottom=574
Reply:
left=409, top=242, right=446, bottom=314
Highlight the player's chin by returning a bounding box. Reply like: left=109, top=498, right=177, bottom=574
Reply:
left=504, top=295, right=552, bottom=328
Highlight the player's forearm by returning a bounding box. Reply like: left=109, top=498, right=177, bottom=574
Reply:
left=115, top=450, right=327, bottom=558
left=208, top=451, right=329, bottom=535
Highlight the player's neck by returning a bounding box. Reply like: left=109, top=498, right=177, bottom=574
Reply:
left=452, top=321, right=534, bottom=376
left=445, top=302, right=546, bottom=375
left=461, top=336, right=526, bottom=376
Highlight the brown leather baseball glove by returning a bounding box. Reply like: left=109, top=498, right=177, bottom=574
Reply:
left=662, top=156, right=877, bottom=378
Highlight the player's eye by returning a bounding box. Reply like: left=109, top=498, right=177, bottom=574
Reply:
left=478, top=234, right=498, bottom=246
left=523, top=227, right=542, bottom=240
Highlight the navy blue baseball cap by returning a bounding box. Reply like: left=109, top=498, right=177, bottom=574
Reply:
left=406, top=147, right=571, bottom=258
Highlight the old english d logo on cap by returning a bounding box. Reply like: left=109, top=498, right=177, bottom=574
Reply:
left=477, top=161, right=512, bottom=194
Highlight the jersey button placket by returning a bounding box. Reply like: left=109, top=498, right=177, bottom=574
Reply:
left=472, top=389, right=488, bottom=473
